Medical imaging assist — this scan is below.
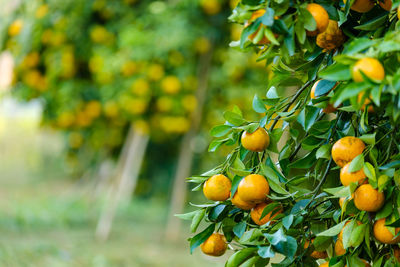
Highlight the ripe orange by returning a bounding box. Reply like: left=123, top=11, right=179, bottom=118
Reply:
left=237, top=174, right=269, bottom=203
left=304, top=239, right=328, bottom=259
left=200, top=233, right=227, bottom=256
left=344, top=0, right=375, bottom=13
left=335, top=239, right=346, bottom=256
left=203, top=174, right=232, bottom=201
left=241, top=127, right=270, bottom=152
left=379, top=0, right=392, bottom=10
left=316, top=20, right=346, bottom=51
left=373, top=218, right=400, bottom=244
left=231, top=192, right=255, bottom=210
left=250, top=202, right=282, bottom=226
left=358, top=92, right=374, bottom=112
left=320, top=263, right=329, bottom=267
left=306, top=4, right=329, bottom=36
left=310, top=80, right=337, bottom=113
left=340, top=162, right=367, bottom=186
left=331, top=136, right=365, bottom=167
left=352, top=58, right=385, bottom=82
left=354, top=184, right=384, bottom=212
left=245, top=10, right=278, bottom=45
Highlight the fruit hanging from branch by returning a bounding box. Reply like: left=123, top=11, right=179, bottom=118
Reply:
left=179, top=0, right=400, bottom=266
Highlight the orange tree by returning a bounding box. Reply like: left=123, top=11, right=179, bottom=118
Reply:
left=180, top=0, right=400, bottom=266
left=1, top=0, right=268, bottom=176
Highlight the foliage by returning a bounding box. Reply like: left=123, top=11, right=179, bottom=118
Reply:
left=183, top=0, right=400, bottom=266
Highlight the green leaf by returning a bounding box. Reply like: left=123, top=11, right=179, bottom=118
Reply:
left=318, top=220, right=347, bottom=236
left=175, top=210, right=200, bottom=220
left=378, top=174, right=391, bottom=191
left=261, top=8, right=275, bottom=26
left=273, top=235, right=297, bottom=259
left=300, top=7, right=317, bottom=31
left=258, top=246, right=275, bottom=258
left=189, top=224, right=215, bottom=253
left=191, top=209, right=206, bottom=233
left=233, top=221, right=247, bottom=238
left=253, top=95, right=267, bottom=113
left=349, top=224, right=366, bottom=247
left=226, top=248, right=257, bottom=267
left=343, top=38, right=378, bottom=55
left=297, top=106, right=320, bottom=132
left=224, top=111, right=246, bottom=126
left=375, top=201, right=393, bottom=220
left=210, top=125, right=232, bottom=137
left=348, top=154, right=364, bottom=172
left=261, top=165, right=288, bottom=194
left=354, top=14, right=388, bottom=31
left=316, top=144, right=332, bottom=159
left=363, top=162, right=376, bottom=182
left=231, top=175, right=244, bottom=196
left=333, top=82, right=371, bottom=107
left=314, top=80, right=337, bottom=97
left=282, top=214, right=294, bottom=230
left=359, top=133, right=376, bottom=145
left=288, top=151, right=316, bottom=169
left=264, top=28, right=279, bottom=46
left=319, top=63, right=352, bottom=81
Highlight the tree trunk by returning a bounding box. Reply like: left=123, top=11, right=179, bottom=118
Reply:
left=95, top=125, right=149, bottom=241
left=164, top=47, right=213, bottom=241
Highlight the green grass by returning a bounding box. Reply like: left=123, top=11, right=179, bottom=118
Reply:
left=0, top=114, right=228, bottom=266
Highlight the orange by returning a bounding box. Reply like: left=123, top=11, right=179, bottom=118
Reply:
left=245, top=10, right=277, bottom=45
left=344, top=0, right=375, bottom=13
left=373, top=218, right=400, bottom=244
left=250, top=202, right=282, bottom=225
left=304, top=239, right=328, bottom=259
left=231, top=192, right=255, bottom=210
left=358, top=92, right=374, bottom=112
left=306, top=4, right=329, bottom=36
left=335, top=239, right=346, bottom=256
left=379, top=0, right=392, bottom=10
left=241, top=127, right=270, bottom=152
left=352, top=58, right=385, bottom=82
left=203, top=174, right=232, bottom=201
left=200, top=233, right=227, bottom=256
left=354, top=184, right=384, bottom=212
left=398, top=5, right=400, bottom=19
left=316, top=20, right=346, bottom=51
left=331, top=136, right=365, bottom=167
left=340, top=162, right=367, bottom=186
left=310, top=80, right=337, bottom=113
left=320, top=263, right=329, bottom=267
left=237, top=174, right=269, bottom=203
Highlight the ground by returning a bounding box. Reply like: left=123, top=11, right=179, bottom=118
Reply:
left=0, top=99, right=228, bottom=266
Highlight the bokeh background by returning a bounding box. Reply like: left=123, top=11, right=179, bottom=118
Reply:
left=0, top=0, right=270, bottom=266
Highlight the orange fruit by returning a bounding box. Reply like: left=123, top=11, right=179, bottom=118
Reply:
left=358, top=92, right=374, bottom=112
left=331, top=136, right=365, bottom=167
left=398, top=5, right=400, bottom=19
left=245, top=10, right=277, bottom=45
left=241, top=127, right=270, bottom=152
left=352, top=58, right=385, bottom=82
left=344, top=0, right=375, bottom=13
left=310, top=80, right=337, bottom=113
left=203, top=174, right=232, bottom=201
left=231, top=192, right=255, bottom=210
left=304, top=239, right=328, bottom=259
left=237, top=174, right=269, bottom=203
left=373, top=218, right=400, bottom=244
left=306, top=4, right=329, bottom=36
left=335, top=239, right=346, bottom=256
left=340, top=162, right=367, bottom=186
left=316, top=20, right=346, bottom=51
left=319, top=263, right=329, bottom=267
left=200, top=233, right=227, bottom=256
left=379, top=0, right=392, bottom=10
left=354, top=184, right=384, bottom=212
left=250, top=202, right=282, bottom=225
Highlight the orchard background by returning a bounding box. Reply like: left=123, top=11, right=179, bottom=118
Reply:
left=1, top=0, right=400, bottom=266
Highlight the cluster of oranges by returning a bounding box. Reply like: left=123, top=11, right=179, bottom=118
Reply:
left=200, top=127, right=283, bottom=256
